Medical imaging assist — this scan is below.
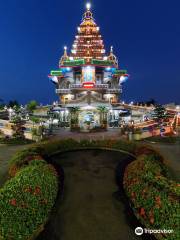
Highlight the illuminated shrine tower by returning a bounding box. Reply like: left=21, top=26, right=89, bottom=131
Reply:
left=49, top=3, right=128, bottom=113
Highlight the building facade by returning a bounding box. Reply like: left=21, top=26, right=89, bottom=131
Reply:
left=49, top=3, right=129, bottom=130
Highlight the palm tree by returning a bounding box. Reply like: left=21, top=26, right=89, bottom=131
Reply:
left=97, top=106, right=108, bottom=127
left=70, top=107, right=80, bottom=128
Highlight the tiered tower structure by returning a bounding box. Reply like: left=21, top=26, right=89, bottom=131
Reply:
left=49, top=3, right=128, bottom=128
left=71, top=4, right=105, bottom=62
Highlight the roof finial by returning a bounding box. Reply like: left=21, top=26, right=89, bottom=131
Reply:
left=110, top=46, right=113, bottom=53
left=59, top=46, right=69, bottom=66
left=64, top=46, right=67, bottom=56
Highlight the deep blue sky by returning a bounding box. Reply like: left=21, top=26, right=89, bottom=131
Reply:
left=0, top=0, right=179, bottom=104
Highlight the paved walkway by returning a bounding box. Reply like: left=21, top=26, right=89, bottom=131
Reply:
left=52, top=128, right=124, bottom=141
left=38, top=150, right=140, bottom=240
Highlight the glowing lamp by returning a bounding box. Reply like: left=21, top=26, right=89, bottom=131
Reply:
left=83, top=82, right=95, bottom=89
left=120, top=74, right=129, bottom=83
left=106, top=67, right=111, bottom=71
left=86, top=3, right=91, bottom=10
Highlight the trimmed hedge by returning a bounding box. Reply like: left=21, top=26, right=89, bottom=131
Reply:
left=0, top=137, right=34, bottom=145
left=9, top=147, right=44, bottom=177
left=0, top=161, right=58, bottom=240
left=123, top=154, right=179, bottom=240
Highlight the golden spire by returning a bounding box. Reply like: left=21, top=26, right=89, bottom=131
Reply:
left=108, top=46, right=118, bottom=67
left=59, top=46, right=69, bottom=66
left=83, top=2, right=93, bottom=21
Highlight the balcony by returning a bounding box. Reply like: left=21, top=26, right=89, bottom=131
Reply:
left=95, top=84, right=109, bottom=89
left=71, top=84, right=82, bottom=89
left=71, top=83, right=109, bottom=90
left=107, top=88, right=122, bottom=94
left=56, top=89, right=71, bottom=94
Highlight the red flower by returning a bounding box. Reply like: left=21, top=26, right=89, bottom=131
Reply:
left=155, top=196, right=161, bottom=207
left=139, top=208, right=146, bottom=217
left=10, top=199, right=17, bottom=206
left=150, top=217, right=155, bottom=225
left=24, top=187, right=33, bottom=193
left=34, top=186, right=41, bottom=195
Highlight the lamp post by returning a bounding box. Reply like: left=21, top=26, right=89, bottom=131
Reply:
left=175, top=106, right=180, bottom=135
left=47, top=110, right=54, bottom=135
left=8, top=107, right=14, bottom=121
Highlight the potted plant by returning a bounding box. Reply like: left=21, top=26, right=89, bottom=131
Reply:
left=133, top=128, right=142, bottom=140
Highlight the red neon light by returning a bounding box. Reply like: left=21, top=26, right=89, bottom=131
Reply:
left=83, top=82, right=95, bottom=88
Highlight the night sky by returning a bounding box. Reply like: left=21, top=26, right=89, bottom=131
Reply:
left=0, top=0, right=179, bottom=105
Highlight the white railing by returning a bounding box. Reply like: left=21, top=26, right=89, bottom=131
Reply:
left=107, top=89, right=122, bottom=93
left=71, top=84, right=82, bottom=89
left=95, top=84, right=108, bottom=89
left=56, top=89, right=71, bottom=94
left=71, top=84, right=109, bottom=89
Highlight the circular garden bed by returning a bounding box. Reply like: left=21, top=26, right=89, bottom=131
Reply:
left=0, top=139, right=179, bottom=239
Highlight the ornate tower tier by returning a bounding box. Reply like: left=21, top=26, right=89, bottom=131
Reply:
left=70, top=4, right=105, bottom=62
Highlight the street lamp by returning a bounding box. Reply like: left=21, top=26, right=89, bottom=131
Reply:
left=8, top=107, right=14, bottom=121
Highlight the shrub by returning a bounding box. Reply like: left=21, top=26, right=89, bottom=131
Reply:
left=0, top=137, right=34, bottom=145
left=9, top=147, right=44, bottom=177
left=123, top=154, right=179, bottom=240
left=0, top=162, right=58, bottom=240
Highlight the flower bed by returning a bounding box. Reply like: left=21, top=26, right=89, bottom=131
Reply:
left=123, top=153, right=179, bottom=240
left=0, top=160, right=58, bottom=240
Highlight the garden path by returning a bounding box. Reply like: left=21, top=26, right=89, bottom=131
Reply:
left=38, top=150, right=142, bottom=240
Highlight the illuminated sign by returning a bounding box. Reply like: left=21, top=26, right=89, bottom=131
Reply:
left=82, top=82, right=95, bottom=88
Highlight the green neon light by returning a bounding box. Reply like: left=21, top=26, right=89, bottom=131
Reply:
left=114, top=70, right=127, bottom=74
left=50, top=70, right=63, bottom=76
left=63, top=59, right=85, bottom=66
left=91, top=59, right=114, bottom=66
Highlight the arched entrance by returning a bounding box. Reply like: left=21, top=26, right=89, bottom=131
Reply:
left=79, top=106, right=100, bottom=130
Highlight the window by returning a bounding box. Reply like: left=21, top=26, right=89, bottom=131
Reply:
left=75, top=74, right=81, bottom=83
left=96, top=74, right=102, bottom=83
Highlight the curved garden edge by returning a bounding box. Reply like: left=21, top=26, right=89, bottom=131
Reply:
left=0, top=138, right=179, bottom=240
